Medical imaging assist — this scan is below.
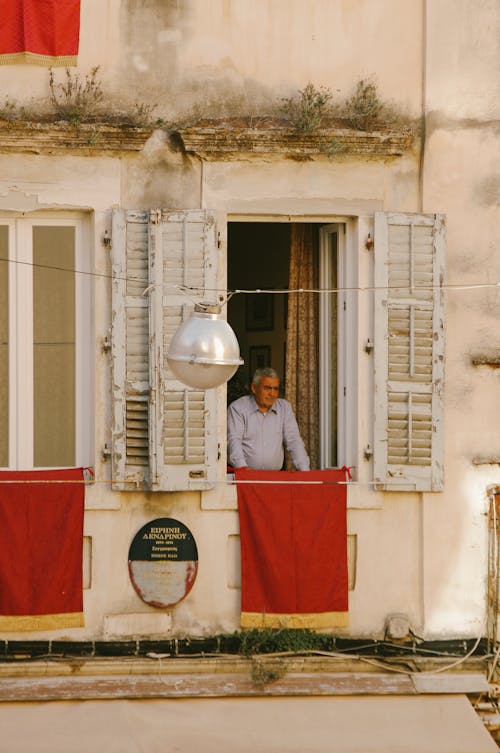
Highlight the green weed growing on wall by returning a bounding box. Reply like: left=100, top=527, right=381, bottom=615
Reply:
left=279, top=83, right=334, bottom=132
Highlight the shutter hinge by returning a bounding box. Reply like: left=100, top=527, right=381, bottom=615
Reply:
left=102, top=229, right=112, bottom=249
left=364, top=338, right=374, bottom=354
left=217, top=231, right=221, bottom=248
left=101, top=336, right=112, bottom=353
left=364, top=444, right=374, bottom=460
left=101, top=443, right=112, bottom=461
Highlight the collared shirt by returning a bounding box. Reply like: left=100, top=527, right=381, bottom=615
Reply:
left=227, top=395, right=310, bottom=471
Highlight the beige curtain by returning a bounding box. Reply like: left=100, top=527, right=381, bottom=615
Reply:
left=285, top=224, right=319, bottom=469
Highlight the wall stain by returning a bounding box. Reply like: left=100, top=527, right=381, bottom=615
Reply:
left=426, top=110, right=500, bottom=138
left=475, top=175, right=500, bottom=206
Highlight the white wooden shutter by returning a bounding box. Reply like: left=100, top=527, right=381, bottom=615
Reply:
left=149, top=210, right=218, bottom=491
left=111, top=209, right=151, bottom=489
left=373, top=212, right=446, bottom=491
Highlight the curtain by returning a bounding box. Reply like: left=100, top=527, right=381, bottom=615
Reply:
left=285, top=224, right=320, bottom=469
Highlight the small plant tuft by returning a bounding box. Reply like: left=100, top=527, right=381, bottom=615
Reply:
left=118, top=102, right=163, bottom=128
left=340, top=78, right=383, bottom=131
left=49, top=66, right=104, bottom=124
left=0, top=97, right=17, bottom=121
left=279, top=83, right=334, bottom=132
left=319, top=138, right=347, bottom=159
left=240, top=628, right=335, bottom=655
left=251, top=657, right=288, bottom=687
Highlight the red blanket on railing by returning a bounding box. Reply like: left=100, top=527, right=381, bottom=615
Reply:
left=0, top=468, right=85, bottom=631
left=235, top=468, right=348, bottom=629
left=0, top=0, right=80, bottom=66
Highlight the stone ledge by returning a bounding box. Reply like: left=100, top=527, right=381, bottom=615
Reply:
left=0, top=120, right=154, bottom=156
left=176, top=125, right=414, bottom=161
left=0, top=666, right=488, bottom=702
left=0, top=654, right=489, bottom=679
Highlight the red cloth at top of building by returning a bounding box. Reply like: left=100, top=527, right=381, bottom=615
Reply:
left=0, top=0, right=80, bottom=64
left=0, top=468, right=85, bottom=631
left=235, top=468, right=349, bottom=629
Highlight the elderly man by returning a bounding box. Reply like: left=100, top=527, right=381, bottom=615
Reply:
left=227, top=367, right=310, bottom=471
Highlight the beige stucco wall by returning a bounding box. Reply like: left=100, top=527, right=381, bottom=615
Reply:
left=0, top=695, right=497, bottom=753
left=0, top=0, right=423, bottom=122
left=417, top=0, right=500, bottom=637
left=0, top=0, right=498, bottom=642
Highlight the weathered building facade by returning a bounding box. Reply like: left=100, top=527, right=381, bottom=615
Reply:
left=0, top=0, right=499, bottom=649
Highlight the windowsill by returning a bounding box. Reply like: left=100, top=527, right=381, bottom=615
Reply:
left=200, top=473, right=385, bottom=511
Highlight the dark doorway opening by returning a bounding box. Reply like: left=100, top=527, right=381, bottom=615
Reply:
left=227, top=222, right=290, bottom=404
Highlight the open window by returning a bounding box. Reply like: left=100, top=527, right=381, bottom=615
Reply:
left=111, top=209, right=445, bottom=493
left=227, top=219, right=355, bottom=472
left=0, top=215, right=91, bottom=470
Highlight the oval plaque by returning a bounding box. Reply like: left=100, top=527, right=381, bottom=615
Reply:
left=128, top=518, right=198, bottom=608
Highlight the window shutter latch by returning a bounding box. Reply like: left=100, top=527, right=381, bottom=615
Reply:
left=364, top=338, right=374, bottom=354
left=364, top=444, right=374, bottom=460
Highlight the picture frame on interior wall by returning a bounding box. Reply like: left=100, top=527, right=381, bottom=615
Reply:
left=246, top=293, right=274, bottom=331
left=249, top=346, right=271, bottom=376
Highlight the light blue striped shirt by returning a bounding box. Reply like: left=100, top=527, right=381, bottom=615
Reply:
left=227, top=395, right=310, bottom=471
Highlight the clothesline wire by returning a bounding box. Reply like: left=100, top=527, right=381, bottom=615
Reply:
left=1, top=257, right=499, bottom=294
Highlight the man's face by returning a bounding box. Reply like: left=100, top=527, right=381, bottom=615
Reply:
left=251, top=376, right=280, bottom=412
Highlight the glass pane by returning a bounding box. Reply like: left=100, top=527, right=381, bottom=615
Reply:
left=33, top=226, right=75, bottom=467
left=0, top=227, right=8, bottom=467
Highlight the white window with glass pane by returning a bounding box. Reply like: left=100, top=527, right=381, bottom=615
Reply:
left=0, top=216, right=91, bottom=469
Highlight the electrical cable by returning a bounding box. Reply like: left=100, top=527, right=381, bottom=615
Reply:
left=0, top=255, right=499, bottom=294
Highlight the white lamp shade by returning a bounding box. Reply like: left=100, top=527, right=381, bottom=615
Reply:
left=166, top=305, right=243, bottom=389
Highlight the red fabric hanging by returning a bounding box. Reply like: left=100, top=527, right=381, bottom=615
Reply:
left=0, top=0, right=80, bottom=66
left=0, top=468, right=85, bottom=631
left=236, top=468, right=349, bottom=629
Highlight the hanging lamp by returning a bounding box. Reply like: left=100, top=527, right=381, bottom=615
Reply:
left=166, top=302, right=243, bottom=389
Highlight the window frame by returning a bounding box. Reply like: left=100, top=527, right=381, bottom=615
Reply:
left=0, top=213, right=92, bottom=470
left=318, top=221, right=358, bottom=471
left=227, top=213, right=358, bottom=473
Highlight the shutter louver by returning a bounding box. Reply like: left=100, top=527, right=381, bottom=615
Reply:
left=374, top=212, right=445, bottom=491
left=164, top=390, right=206, bottom=465
left=111, top=210, right=151, bottom=489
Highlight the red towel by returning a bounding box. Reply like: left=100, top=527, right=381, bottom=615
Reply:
left=236, top=469, right=348, bottom=629
left=0, top=468, right=85, bottom=631
left=0, top=0, right=80, bottom=66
